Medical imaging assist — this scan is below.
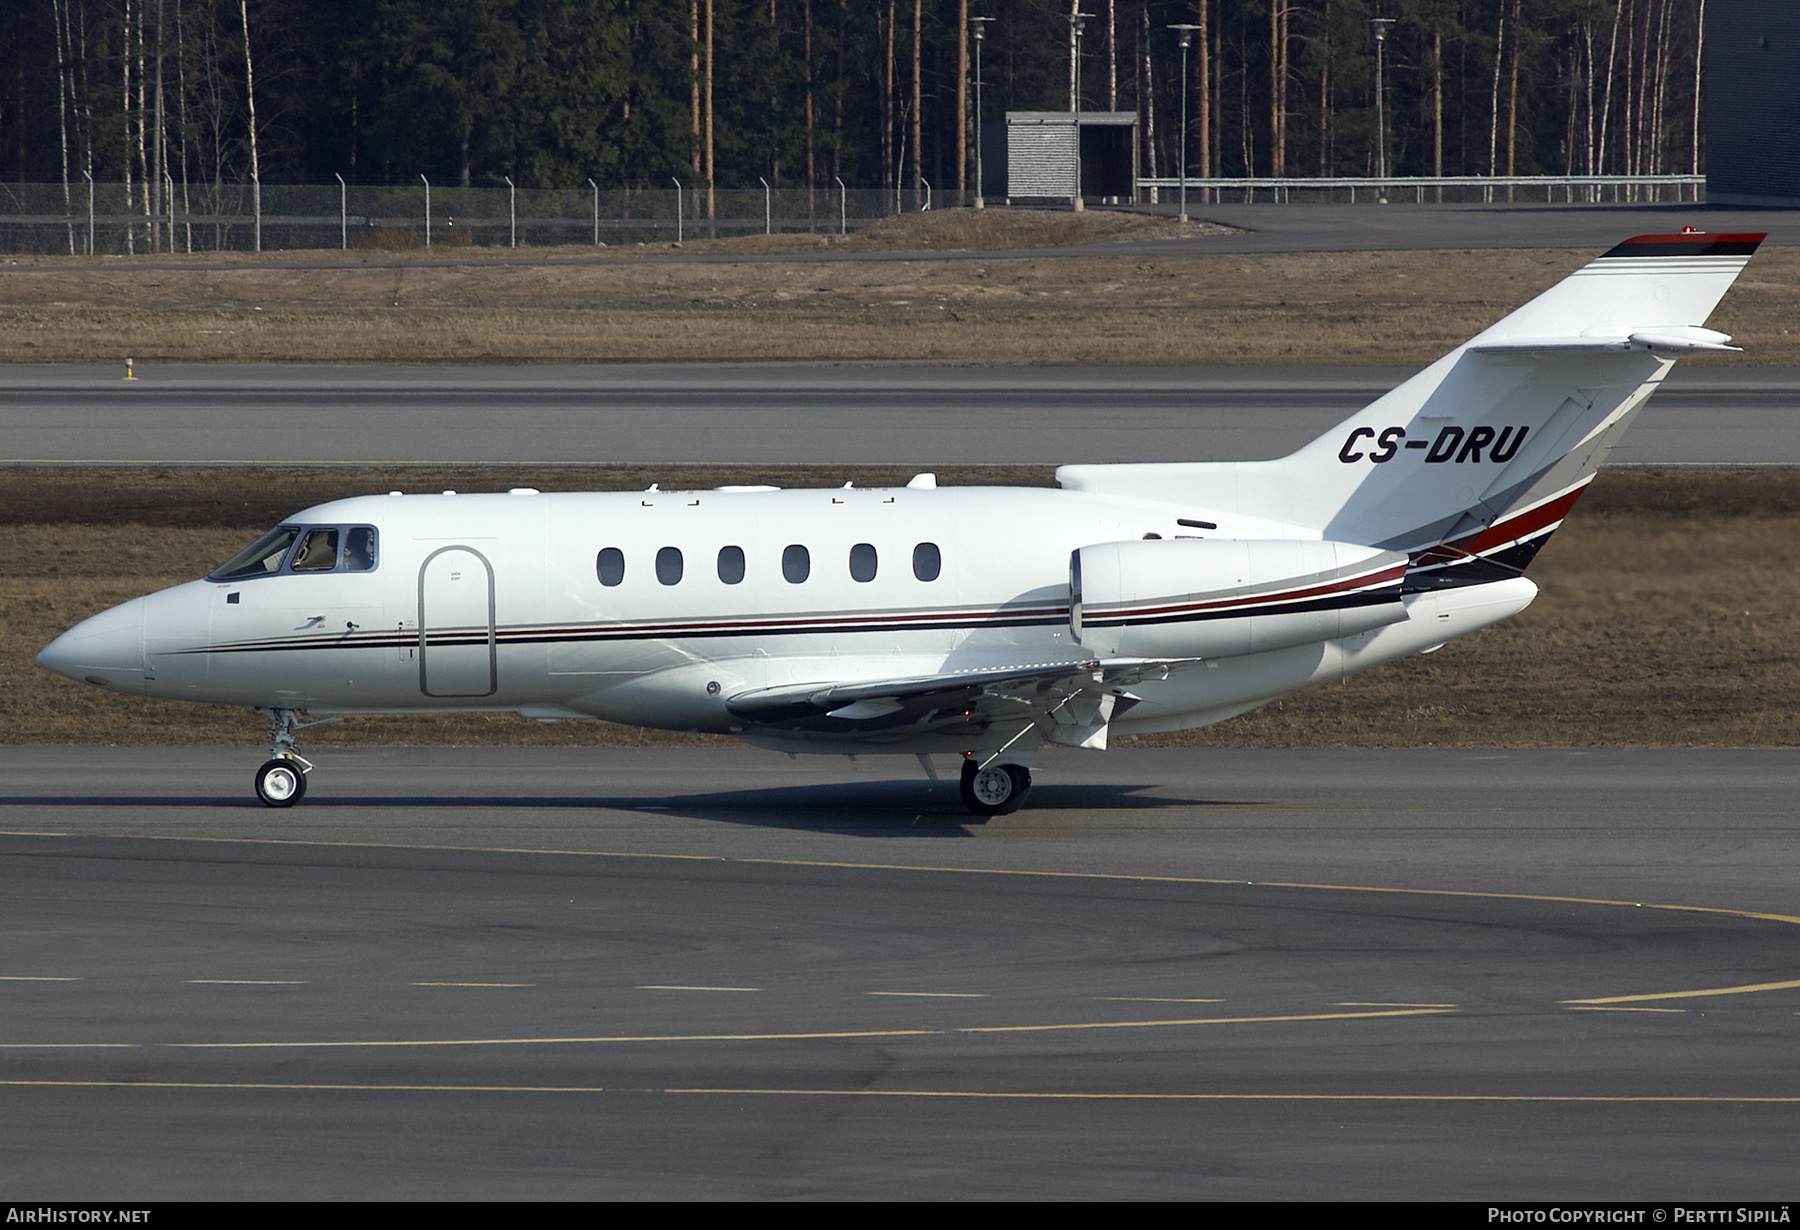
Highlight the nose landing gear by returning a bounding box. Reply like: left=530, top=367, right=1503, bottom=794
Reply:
left=253, top=707, right=337, bottom=808
left=254, top=756, right=309, bottom=807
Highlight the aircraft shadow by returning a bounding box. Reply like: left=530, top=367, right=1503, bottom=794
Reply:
left=0, top=781, right=1236, bottom=835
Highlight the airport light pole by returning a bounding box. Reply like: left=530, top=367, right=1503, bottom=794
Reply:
left=1069, top=11, right=1092, bottom=212
left=1169, top=23, right=1200, bottom=223
left=970, top=16, right=993, bottom=209
left=1370, top=17, right=1395, bottom=200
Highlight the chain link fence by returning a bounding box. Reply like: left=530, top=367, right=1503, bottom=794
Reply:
left=1137, top=174, right=1706, bottom=206
left=0, top=175, right=1710, bottom=254
left=0, top=181, right=970, bottom=256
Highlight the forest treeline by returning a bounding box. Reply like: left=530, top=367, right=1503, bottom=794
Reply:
left=0, top=1, right=1705, bottom=199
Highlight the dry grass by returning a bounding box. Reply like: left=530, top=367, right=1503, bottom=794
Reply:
left=6, top=466, right=1799, bottom=749
left=2, top=216, right=1792, bottom=367
left=1155, top=510, right=1800, bottom=748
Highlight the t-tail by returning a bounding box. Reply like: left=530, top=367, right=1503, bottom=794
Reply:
left=1058, top=231, right=1765, bottom=587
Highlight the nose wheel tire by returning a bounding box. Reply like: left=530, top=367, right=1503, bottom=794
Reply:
left=960, top=760, right=1031, bottom=816
left=255, top=758, right=308, bottom=808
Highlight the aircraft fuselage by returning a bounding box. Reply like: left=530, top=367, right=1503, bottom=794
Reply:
left=46, top=483, right=1532, bottom=756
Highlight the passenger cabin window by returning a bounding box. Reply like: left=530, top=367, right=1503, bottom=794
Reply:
left=208, top=524, right=379, bottom=582
left=656, top=546, right=684, bottom=586
left=913, top=542, right=942, bottom=582
left=717, top=545, right=745, bottom=584
left=597, top=548, right=625, bottom=587
left=782, top=544, right=811, bottom=583
left=849, top=542, right=878, bottom=583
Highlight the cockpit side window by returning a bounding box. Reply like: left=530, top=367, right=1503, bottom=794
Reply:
left=290, top=528, right=341, bottom=572
left=345, top=527, right=378, bottom=571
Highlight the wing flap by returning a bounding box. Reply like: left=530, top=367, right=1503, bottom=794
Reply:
left=725, top=657, right=1188, bottom=745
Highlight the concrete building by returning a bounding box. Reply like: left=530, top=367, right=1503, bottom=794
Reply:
left=992, top=112, right=1139, bottom=205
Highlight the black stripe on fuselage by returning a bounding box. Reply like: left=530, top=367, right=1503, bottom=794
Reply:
left=1084, top=587, right=1402, bottom=629
left=176, top=583, right=1408, bottom=659
left=176, top=611, right=1070, bottom=655
left=1599, top=235, right=1763, bottom=258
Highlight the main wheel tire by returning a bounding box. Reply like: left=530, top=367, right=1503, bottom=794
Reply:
left=254, top=758, right=307, bottom=808
left=960, top=760, right=1031, bottom=816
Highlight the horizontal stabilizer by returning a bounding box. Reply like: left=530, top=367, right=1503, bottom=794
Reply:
left=1474, top=325, right=1739, bottom=354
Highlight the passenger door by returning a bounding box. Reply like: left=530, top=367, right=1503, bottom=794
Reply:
left=418, top=547, right=497, bottom=697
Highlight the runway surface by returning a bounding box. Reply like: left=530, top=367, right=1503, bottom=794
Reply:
left=3, top=745, right=1797, bottom=1199
left=3, top=363, right=1798, bottom=467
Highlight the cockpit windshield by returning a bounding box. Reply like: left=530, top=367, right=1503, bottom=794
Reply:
left=211, top=527, right=301, bottom=581
left=208, top=524, right=379, bottom=581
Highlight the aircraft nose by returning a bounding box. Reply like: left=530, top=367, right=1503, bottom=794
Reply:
left=38, top=597, right=148, bottom=692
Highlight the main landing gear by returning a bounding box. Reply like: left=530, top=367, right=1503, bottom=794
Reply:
left=253, top=707, right=336, bottom=808
left=960, top=757, right=1032, bottom=816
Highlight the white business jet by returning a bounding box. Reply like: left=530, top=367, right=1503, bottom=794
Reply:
left=40, top=231, right=1763, bottom=814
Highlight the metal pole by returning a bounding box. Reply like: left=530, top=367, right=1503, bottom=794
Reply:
left=166, top=171, right=177, bottom=251
left=971, top=17, right=993, bottom=209
left=504, top=176, right=516, bottom=247
left=252, top=173, right=261, bottom=252
left=335, top=173, right=346, bottom=249
left=1180, top=39, right=1188, bottom=221
left=1376, top=28, right=1385, bottom=181
left=835, top=175, right=846, bottom=235
left=759, top=176, right=771, bottom=234
left=1370, top=19, right=1394, bottom=200
left=671, top=177, right=683, bottom=243
left=83, top=170, right=93, bottom=255
left=420, top=174, right=430, bottom=247
left=587, top=178, right=598, bottom=244
left=1070, top=13, right=1091, bottom=211
left=921, top=177, right=932, bottom=211
left=1170, top=25, right=1199, bottom=223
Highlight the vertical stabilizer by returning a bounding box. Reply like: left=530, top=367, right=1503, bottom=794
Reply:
left=1056, top=232, right=1764, bottom=582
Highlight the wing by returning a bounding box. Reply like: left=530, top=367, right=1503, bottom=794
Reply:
left=724, top=657, right=1190, bottom=750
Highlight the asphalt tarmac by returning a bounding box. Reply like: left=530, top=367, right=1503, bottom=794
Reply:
left=3, top=362, right=1797, bottom=466
left=3, top=746, right=1797, bottom=1199
left=8, top=207, right=1797, bottom=1200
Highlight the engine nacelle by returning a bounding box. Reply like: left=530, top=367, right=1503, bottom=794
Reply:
left=1070, top=538, right=1409, bottom=659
